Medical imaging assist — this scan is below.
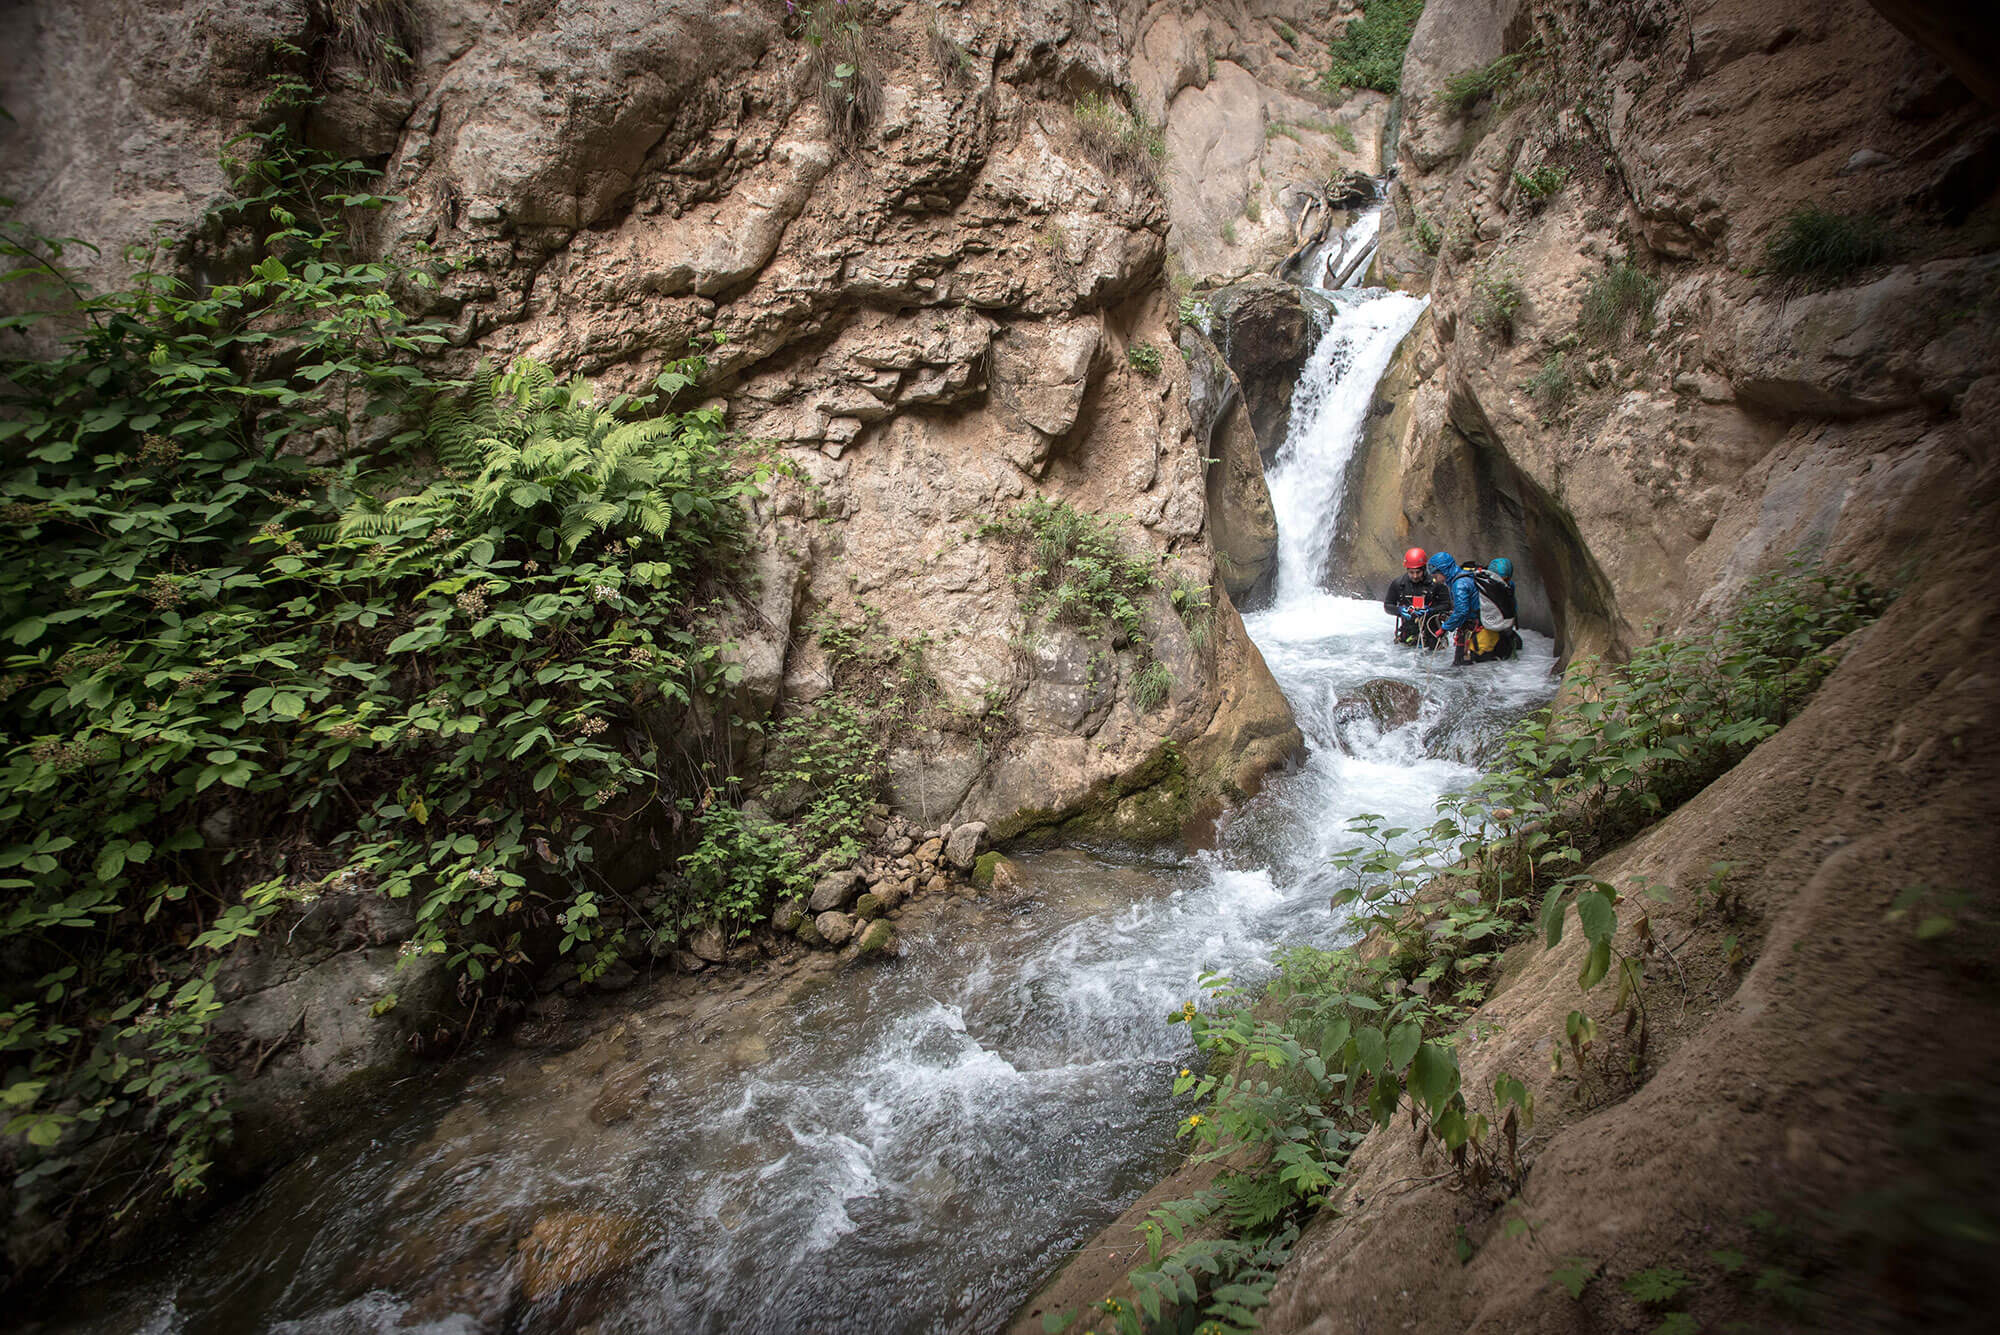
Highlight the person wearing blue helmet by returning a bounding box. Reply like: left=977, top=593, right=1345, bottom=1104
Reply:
left=1425, top=551, right=1483, bottom=663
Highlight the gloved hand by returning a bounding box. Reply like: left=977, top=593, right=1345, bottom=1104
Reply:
left=1397, top=605, right=1417, bottom=619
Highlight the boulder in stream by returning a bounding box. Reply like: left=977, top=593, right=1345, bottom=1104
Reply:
left=944, top=821, right=987, bottom=870
left=1350, top=678, right=1425, bottom=729
left=856, top=920, right=898, bottom=957
left=516, top=1210, right=648, bottom=1302
left=815, top=911, right=857, bottom=947
left=808, top=869, right=864, bottom=913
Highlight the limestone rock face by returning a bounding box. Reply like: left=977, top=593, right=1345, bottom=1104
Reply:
left=0, top=0, right=1306, bottom=849
left=1342, top=0, right=1999, bottom=665
left=1135, top=3, right=1393, bottom=282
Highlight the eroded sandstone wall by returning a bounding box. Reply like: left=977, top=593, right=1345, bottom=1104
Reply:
left=0, top=0, right=1377, bottom=839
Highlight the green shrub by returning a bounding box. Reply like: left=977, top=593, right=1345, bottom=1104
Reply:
left=1169, top=574, right=1215, bottom=649
left=1133, top=661, right=1174, bottom=712
left=0, top=101, right=766, bottom=1221
left=1127, top=342, right=1164, bottom=377
left=1469, top=264, right=1527, bottom=341
left=1513, top=161, right=1569, bottom=205
left=1411, top=210, right=1443, bottom=255
left=1178, top=293, right=1211, bottom=328
left=982, top=498, right=1161, bottom=647
left=1439, top=47, right=1531, bottom=116
left=793, top=2, right=882, bottom=146
left=1075, top=91, right=1167, bottom=182
left=1524, top=352, right=1574, bottom=419
left=1243, top=194, right=1263, bottom=224
left=1275, top=20, right=1300, bottom=49
left=1222, top=220, right=1239, bottom=246
left=1331, top=121, right=1359, bottom=153
left=1577, top=260, right=1660, bottom=345
left=1763, top=205, right=1890, bottom=286
left=1323, top=0, right=1425, bottom=94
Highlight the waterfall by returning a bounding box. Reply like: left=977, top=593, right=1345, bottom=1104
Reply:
left=1264, top=285, right=1427, bottom=608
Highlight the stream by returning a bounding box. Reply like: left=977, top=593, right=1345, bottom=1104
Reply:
left=50, top=209, right=1556, bottom=1335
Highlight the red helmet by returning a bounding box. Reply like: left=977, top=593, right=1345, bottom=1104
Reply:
left=1404, top=547, right=1427, bottom=571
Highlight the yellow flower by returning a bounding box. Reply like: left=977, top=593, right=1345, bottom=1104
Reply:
left=1179, top=1068, right=1191, bottom=1078
left=1187, top=1114, right=1203, bottom=1128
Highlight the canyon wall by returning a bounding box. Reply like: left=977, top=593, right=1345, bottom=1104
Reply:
left=1332, top=0, right=1998, bottom=664
left=0, top=0, right=1400, bottom=844
left=1258, top=0, right=2000, bottom=1329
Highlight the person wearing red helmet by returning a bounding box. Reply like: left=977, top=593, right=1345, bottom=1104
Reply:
left=1383, top=547, right=1446, bottom=648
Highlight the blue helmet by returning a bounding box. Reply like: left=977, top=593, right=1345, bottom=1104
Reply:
left=1426, top=551, right=1455, bottom=573
left=1489, top=557, right=1514, bottom=579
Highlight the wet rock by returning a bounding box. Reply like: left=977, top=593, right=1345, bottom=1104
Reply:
left=589, top=1066, right=650, bottom=1126
left=808, top=869, right=864, bottom=913
left=688, top=926, right=727, bottom=963
left=590, top=961, right=638, bottom=993
left=794, top=916, right=827, bottom=949
left=873, top=879, right=909, bottom=911
left=814, top=911, right=857, bottom=947
left=926, top=873, right=951, bottom=896
left=944, top=821, right=987, bottom=870
left=670, top=950, right=708, bottom=973
left=770, top=897, right=805, bottom=934
left=856, top=920, right=898, bottom=957
left=853, top=892, right=884, bottom=921
left=971, top=851, right=1021, bottom=890
left=516, top=1211, right=647, bottom=1302
left=915, top=838, right=944, bottom=865
left=1354, top=679, right=1425, bottom=730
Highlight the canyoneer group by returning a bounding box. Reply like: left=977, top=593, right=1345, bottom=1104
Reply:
left=1382, top=547, right=1523, bottom=665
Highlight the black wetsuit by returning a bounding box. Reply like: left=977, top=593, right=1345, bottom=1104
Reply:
left=1384, top=572, right=1446, bottom=647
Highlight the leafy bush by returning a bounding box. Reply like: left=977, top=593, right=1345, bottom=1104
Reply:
left=1439, top=49, right=1530, bottom=116
left=1127, top=342, right=1164, bottom=377
left=1513, top=161, right=1569, bottom=206
left=1411, top=210, right=1443, bottom=256
left=982, top=498, right=1160, bottom=648
left=1323, top=0, right=1425, bottom=95
left=1074, top=92, right=1167, bottom=182
left=1275, top=21, right=1300, bottom=50
left=1763, top=204, right=1890, bottom=286
left=1469, top=265, right=1527, bottom=341
left=0, top=99, right=764, bottom=1228
left=1178, top=294, right=1212, bottom=329
left=1577, top=260, right=1660, bottom=345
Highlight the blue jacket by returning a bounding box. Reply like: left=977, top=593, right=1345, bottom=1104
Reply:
left=1430, top=555, right=1481, bottom=634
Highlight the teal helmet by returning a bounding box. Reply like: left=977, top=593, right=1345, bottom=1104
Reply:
left=1489, top=557, right=1514, bottom=579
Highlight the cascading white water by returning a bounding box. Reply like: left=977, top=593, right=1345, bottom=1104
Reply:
left=57, top=201, right=1555, bottom=1335
left=1264, top=285, right=1427, bottom=606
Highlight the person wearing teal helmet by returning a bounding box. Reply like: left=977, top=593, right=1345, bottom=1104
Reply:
left=1462, top=557, right=1522, bottom=662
